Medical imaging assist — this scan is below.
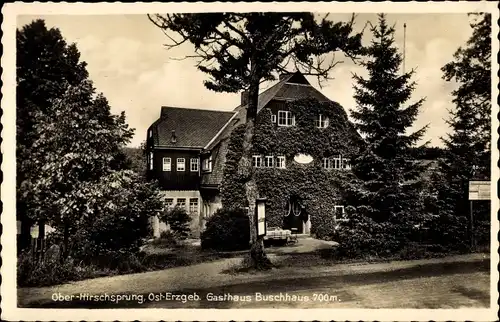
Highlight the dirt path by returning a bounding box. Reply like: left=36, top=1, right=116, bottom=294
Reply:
left=19, top=253, right=489, bottom=308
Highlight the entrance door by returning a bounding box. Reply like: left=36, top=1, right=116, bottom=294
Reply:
left=282, top=196, right=304, bottom=233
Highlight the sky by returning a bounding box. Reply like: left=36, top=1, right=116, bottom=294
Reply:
left=17, top=13, right=475, bottom=148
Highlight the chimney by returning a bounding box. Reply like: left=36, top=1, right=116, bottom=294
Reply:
left=241, top=90, right=249, bottom=106
left=171, top=130, right=177, bottom=144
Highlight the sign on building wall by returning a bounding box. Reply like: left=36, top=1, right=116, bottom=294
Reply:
left=468, top=181, right=491, bottom=200
left=256, top=198, right=267, bottom=237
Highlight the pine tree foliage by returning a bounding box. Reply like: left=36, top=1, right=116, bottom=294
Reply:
left=349, top=14, right=427, bottom=223
left=436, top=13, right=491, bottom=227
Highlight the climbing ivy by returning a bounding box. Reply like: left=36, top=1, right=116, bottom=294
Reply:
left=221, top=98, right=363, bottom=239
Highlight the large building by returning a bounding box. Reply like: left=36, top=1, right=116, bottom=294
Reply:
left=146, top=71, right=358, bottom=237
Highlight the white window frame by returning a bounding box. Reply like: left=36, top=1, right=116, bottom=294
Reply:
left=322, top=157, right=330, bottom=169
left=333, top=155, right=341, bottom=169
left=165, top=198, right=174, bottom=209
left=342, top=158, right=351, bottom=170
left=177, top=158, right=185, bottom=171
left=323, top=155, right=342, bottom=170
left=176, top=198, right=186, bottom=209
left=276, top=156, right=286, bottom=169
left=334, top=205, right=347, bottom=222
left=149, top=152, right=154, bottom=170
left=277, top=110, right=294, bottom=127
left=202, top=156, right=212, bottom=172
left=162, top=157, right=171, bottom=171
left=271, top=114, right=277, bottom=123
left=316, top=114, right=329, bottom=128
left=252, top=155, right=262, bottom=168
left=189, top=198, right=199, bottom=214
left=190, top=158, right=199, bottom=172
left=264, top=156, right=274, bottom=168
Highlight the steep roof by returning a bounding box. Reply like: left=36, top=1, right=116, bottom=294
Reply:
left=151, top=107, right=236, bottom=148
left=233, top=71, right=332, bottom=119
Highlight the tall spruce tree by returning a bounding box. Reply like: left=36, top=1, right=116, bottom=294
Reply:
left=349, top=14, right=427, bottom=224
left=435, top=13, right=491, bottom=247
left=149, top=13, right=363, bottom=269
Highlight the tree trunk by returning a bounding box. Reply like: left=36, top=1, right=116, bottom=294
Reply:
left=237, top=71, right=272, bottom=270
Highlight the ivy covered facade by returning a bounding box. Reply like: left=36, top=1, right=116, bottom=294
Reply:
left=220, top=72, right=363, bottom=238
left=147, top=71, right=363, bottom=238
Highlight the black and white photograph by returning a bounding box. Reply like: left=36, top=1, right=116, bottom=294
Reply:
left=1, top=2, right=498, bottom=321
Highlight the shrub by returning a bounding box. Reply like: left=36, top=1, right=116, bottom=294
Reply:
left=329, top=206, right=406, bottom=259
left=160, top=205, right=191, bottom=240
left=17, top=251, right=98, bottom=287
left=201, top=208, right=250, bottom=251
left=65, top=172, right=164, bottom=264
left=150, top=230, right=179, bottom=248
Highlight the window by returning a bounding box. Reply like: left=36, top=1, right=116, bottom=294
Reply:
left=203, top=202, right=211, bottom=218
left=165, top=198, right=174, bottom=209
left=202, top=156, right=212, bottom=172
left=191, top=158, right=199, bottom=172
left=149, top=152, right=153, bottom=170
left=176, top=198, right=186, bottom=209
left=252, top=155, right=262, bottom=168
left=177, top=158, right=185, bottom=171
left=323, top=155, right=342, bottom=170
left=334, top=205, right=347, bottom=221
left=162, top=157, right=171, bottom=171
left=149, top=130, right=152, bottom=138
left=271, top=114, right=277, bottom=123
left=277, top=110, right=294, bottom=126
left=189, top=198, right=199, bottom=214
left=276, top=156, right=286, bottom=169
left=264, top=156, right=274, bottom=168
left=316, top=114, right=329, bottom=128
left=342, top=158, right=351, bottom=170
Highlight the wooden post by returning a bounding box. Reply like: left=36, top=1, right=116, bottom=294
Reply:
left=470, top=200, right=474, bottom=249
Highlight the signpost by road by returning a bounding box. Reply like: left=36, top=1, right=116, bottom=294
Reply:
left=256, top=198, right=267, bottom=237
left=468, top=181, right=491, bottom=248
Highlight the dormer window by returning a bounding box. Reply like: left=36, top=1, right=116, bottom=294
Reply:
left=316, top=115, right=329, bottom=128
left=202, top=156, right=212, bottom=172
left=271, top=114, right=277, bottom=123
left=171, top=130, right=177, bottom=143
left=277, top=110, right=294, bottom=127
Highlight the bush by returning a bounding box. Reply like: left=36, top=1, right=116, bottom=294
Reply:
left=17, top=251, right=98, bottom=287
left=65, top=172, right=164, bottom=264
left=201, top=208, right=250, bottom=251
left=160, top=205, right=191, bottom=240
left=329, top=206, right=407, bottom=259
left=150, top=230, right=179, bottom=248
